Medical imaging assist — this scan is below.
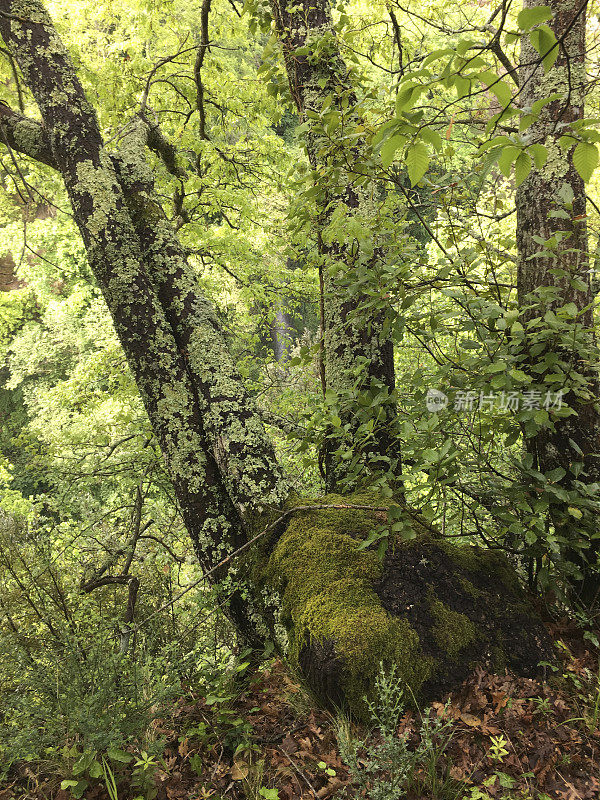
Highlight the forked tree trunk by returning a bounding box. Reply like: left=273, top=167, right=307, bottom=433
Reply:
left=0, top=0, right=275, bottom=647
left=516, top=0, right=600, bottom=604
left=0, top=0, right=552, bottom=713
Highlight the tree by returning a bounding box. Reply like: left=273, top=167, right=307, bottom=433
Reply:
left=0, top=0, right=551, bottom=713
left=269, top=0, right=400, bottom=490
left=516, top=0, right=600, bottom=603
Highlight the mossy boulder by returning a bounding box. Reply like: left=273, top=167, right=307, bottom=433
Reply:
left=261, top=495, right=552, bottom=716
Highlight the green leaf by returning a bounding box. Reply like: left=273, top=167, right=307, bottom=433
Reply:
left=485, top=361, right=507, bottom=373
left=395, top=84, right=419, bottom=114
left=454, top=76, right=471, bottom=99
left=478, top=71, right=512, bottom=106
left=509, top=368, right=532, bottom=383
left=89, top=761, right=103, bottom=779
left=422, top=47, right=452, bottom=66
left=546, top=467, right=566, bottom=482
left=517, top=5, right=552, bottom=29
left=456, top=38, right=477, bottom=56
left=532, top=93, right=561, bottom=114
left=519, top=113, right=536, bottom=132
left=568, top=506, right=583, bottom=519
left=421, top=127, right=443, bottom=151
left=497, top=146, right=520, bottom=177
left=514, top=151, right=532, bottom=186
left=405, top=142, right=430, bottom=185
left=559, top=134, right=577, bottom=150
left=72, top=754, right=91, bottom=776
left=381, top=134, right=406, bottom=168
left=497, top=772, right=517, bottom=789
left=528, top=143, right=548, bottom=168
left=61, top=781, right=89, bottom=799
left=107, top=748, right=133, bottom=764
left=529, top=25, right=559, bottom=72
left=573, top=141, right=599, bottom=182
left=259, top=789, right=279, bottom=800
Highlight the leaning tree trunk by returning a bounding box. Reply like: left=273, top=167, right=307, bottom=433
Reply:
left=0, top=0, right=552, bottom=714
left=516, top=0, right=600, bottom=604
left=270, top=0, right=400, bottom=491
left=0, top=0, right=279, bottom=647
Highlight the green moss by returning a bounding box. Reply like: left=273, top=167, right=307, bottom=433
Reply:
left=429, top=590, right=478, bottom=659
left=488, top=645, right=507, bottom=673
left=265, top=494, right=433, bottom=711
left=458, top=576, right=485, bottom=599
left=260, top=496, right=550, bottom=716
left=439, top=539, right=521, bottom=595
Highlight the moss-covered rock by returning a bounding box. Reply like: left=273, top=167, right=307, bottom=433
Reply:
left=260, top=495, right=552, bottom=716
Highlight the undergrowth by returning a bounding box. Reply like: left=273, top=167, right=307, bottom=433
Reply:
left=336, top=662, right=459, bottom=799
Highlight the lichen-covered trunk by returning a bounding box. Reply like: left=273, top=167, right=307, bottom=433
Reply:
left=516, top=0, right=600, bottom=603
left=115, top=119, right=289, bottom=516
left=270, top=0, right=400, bottom=491
left=0, top=0, right=279, bottom=645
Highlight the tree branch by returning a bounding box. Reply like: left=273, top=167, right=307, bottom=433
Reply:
left=0, top=104, right=55, bottom=167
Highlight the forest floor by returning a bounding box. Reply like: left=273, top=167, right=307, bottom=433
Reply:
left=2, top=618, right=599, bottom=800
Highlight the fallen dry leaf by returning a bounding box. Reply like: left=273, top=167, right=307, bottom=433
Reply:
left=230, top=760, right=249, bottom=781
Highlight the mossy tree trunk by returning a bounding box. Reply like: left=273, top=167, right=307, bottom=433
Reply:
left=259, top=497, right=551, bottom=713
left=516, top=0, right=600, bottom=604
left=0, top=0, right=552, bottom=713
left=270, top=0, right=400, bottom=491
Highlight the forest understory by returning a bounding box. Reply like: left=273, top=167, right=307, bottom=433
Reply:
left=2, top=617, right=599, bottom=800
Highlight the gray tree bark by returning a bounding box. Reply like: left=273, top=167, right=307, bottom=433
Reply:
left=516, top=0, right=600, bottom=603
left=0, top=0, right=285, bottom=644
left=270, top=0, right=400, bottom=491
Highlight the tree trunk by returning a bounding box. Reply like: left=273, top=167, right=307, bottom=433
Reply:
left=0, top=0, right=271, bottom=646
left=255, top=497, right=551, bottom=713
left=516, top=0, right=600, bottom=604
left=270, top=0, right=400, bottom=491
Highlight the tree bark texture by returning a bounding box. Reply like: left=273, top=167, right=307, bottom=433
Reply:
left=0, top=0, right=282, bottom=645
left=270, top=0, right=399, bottom=491
left=516, top=0, right=600, bottom=602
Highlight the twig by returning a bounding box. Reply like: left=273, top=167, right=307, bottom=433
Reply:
left=133, top=502, right=394, bottom=629
left=277, top=747, right=318, bottom=795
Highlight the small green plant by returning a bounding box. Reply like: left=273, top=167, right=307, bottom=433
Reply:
left=553, top=648, right=600, bottom=732
left=131, top=751, right=160, bottom=799
left=317, top=759, right=337, bottom=777
left=466, top=770, right=521, bottom=799
left=531, top=696, right=552, bottom=716
left=60, top=749, right=105, bottom=799
left=186, top=656, right=256, bottom=758
left=337, top=663, right=457, bottom=799
left=59, top=744, right=161, bottom=800
left=487, top=734, right=509, bottom=762
left=258, top=788, right=279, bottom=799
left=466, top=775, right=498, bottom=800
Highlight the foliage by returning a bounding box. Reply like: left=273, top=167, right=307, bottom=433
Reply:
left=336, top=663, right=457, bottom=799
left=0, top=0, right=599, bottom=793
